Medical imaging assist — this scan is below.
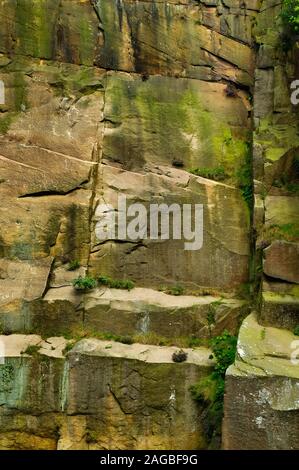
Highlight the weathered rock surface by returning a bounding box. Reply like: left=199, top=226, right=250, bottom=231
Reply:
left=0, top=284, right=248, bottom=341
left=225, top=0, right=299, bottom=449
left=0, top=57, right=251, bottom=291
left=93, top=0, right=256, bottom=83
left=252, top=0, right=299, bottom=378
left=83, top=288, right=248, bottom=340
left=90, top=164, right=250, bottom=290
left=0, top=335, right=213, bottom=450
left=265, top=196, right=299, bottom=228
left=223, top=314, right=299, bottom=449
left=260, top=291, right=299, bottom=331
left=102, top=73, right=251, bottom=174
left=0, top=0, right=254, bottom=296
left=264, top=241, right=299, bottom=284
left=0, top=258, right=52, bottom=304
left=0, top=0, right=101, bottom=66
left=0, top=0, right=297, bottom=451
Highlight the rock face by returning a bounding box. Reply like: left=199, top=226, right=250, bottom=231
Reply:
left=83, top=288, right=248, bottom=340
left=102, top=74, right=250, bottom=173
left=264, top=241, right=299, bottom=284
left=0, top=334, right=213, bottom=450
left=93, top=0, right=255, bottom=83
left=252, top=0, right=299, bottom=333
left=90, top=165, right=250, bottom=289
left=0, top=0, right=257, bottom=449
left=223, top=0, right=299, bottom=450
left=253, top=0, right=299, bottom=297
left=0, top=1, right=253, bottom=295
left=223, top=314, right=299, bottom=450
left=0, top=0, right=298, bottom=450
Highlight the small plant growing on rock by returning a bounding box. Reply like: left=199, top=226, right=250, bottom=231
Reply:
left=62, top=342, right=76, bottom=355
left=189, top=167, right=227, bottom=182
left=117, top=279, right=135, bottom=290
left=85, top=430, right=97, bottom=444
left=72, top=276, right=97, bottom=291
left=260, top=328, right=266, bottom=340
left=172, top=349, right=188, bottom=363
left=188, top=336, right=203, bottom=348
left=281, top=0, right=299, bottom=33
left=22, top=345, right=40, bottom=356
left=98, top=275, right=135, bottom=291
left=168, top=285, right=185, bottom=296
left=260, top=223, right=299, bottom=243
left=236, top=144, right=253, bottom=209
left=119, top=335, right=134, bottom=345
left=190, top=331, right=237, bottom=448
left=286, top=182, right=299, bottom=194
left=210, top=331, right=237, bottom=376
left=160, top=284, right=185, bottom=296
left=97, top=275, right=111, bottom=286
left=294, top=325, right=299, bottom=336
left=67, top=260, right=81, bottom=271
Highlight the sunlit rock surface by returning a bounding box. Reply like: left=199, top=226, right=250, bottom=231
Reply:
left=0, top=0, right=298, bottom=450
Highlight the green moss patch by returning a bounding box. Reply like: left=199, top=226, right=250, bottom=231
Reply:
left=190, top=331, right=237, bottom=449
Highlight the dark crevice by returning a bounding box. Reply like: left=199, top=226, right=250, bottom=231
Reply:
left=18, top=184, right=88, bottom=199
left=107, top=384, right=132, bottom=416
